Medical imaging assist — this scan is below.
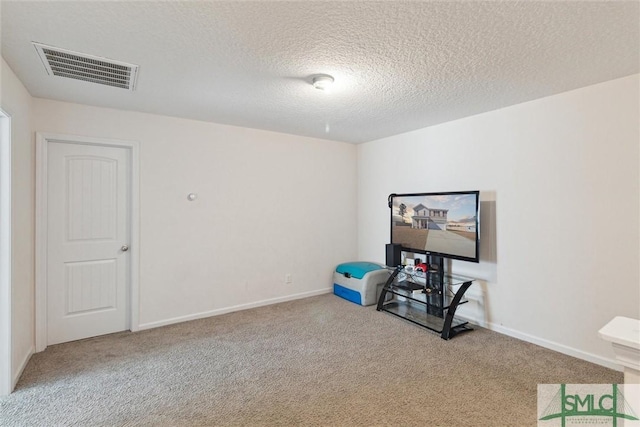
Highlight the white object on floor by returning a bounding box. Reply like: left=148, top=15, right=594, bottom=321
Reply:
left=598, top=316, right=640, bottom=384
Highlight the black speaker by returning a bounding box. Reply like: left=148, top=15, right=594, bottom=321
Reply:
left=385, top=244, right=402, bottom=267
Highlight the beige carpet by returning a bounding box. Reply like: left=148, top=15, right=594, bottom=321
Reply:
left=0, top=294, right=622, bottom=426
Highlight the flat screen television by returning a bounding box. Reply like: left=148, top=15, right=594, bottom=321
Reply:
left=389, top=191, right=480, bottom=263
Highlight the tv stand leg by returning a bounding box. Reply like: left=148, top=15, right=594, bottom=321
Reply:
left=440, top=280, right=473, bottom=340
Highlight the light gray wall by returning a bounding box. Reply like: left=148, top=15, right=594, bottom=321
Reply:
left=1, top=58, right=35, bottom=388
left=34, top=99, right=358, bottom=328
left=357, top=74, right=640, bottom=367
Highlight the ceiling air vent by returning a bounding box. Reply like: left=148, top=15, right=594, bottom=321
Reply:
left=33, top=42, right=139, bottom=90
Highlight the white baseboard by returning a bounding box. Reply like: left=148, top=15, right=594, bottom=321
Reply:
left=12, top=345, right=34, bottom=390
left=136, top=289, right=620, bottom=373
left=457, top=314, right=622, bottom=372
left=137, top=287, right=333, bottom=331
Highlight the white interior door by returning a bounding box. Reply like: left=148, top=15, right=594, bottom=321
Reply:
left=46, top=141, right=131, bottom=345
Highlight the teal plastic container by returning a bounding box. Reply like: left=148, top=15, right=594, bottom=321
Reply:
left=333, top=262, right=389, bottom=306
left=335, top=262, right=384, bottom=280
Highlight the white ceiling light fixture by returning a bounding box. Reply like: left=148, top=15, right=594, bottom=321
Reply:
left=311, top=74, right=334, bottom=91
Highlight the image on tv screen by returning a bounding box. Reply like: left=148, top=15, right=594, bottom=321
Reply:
left=391, top=192, right=478, bottom=261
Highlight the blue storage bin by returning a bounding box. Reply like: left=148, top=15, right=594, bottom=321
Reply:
left=333, top=262, right=391, bottom=306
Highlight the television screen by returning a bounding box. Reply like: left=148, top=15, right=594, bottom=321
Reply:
left=389, top=191, right=480, bottom=263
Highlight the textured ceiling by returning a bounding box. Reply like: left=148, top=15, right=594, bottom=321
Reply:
left=1, top=1, right=638, bottom=143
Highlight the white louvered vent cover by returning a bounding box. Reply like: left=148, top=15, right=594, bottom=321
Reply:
left=33, top=42, right=139, bottom=90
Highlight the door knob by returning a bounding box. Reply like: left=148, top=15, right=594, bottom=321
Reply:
left=121, top=245, right=129, bottom=252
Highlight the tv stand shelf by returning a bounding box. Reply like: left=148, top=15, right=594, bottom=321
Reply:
left=376, top=264, right=475, bottom=340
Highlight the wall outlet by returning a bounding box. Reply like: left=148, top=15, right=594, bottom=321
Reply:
left=285, top=273, right=292, bottom=284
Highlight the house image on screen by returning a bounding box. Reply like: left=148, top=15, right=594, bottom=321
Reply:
left=411, top=204, right=449, bottom=230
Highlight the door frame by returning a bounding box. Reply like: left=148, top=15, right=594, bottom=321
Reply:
left=35, top=133, right=140, bottom=352
left=0, top=109, right=12, bottom=395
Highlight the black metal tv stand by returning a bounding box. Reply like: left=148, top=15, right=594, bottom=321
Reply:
left=376, top=256, right=475, bottom=340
